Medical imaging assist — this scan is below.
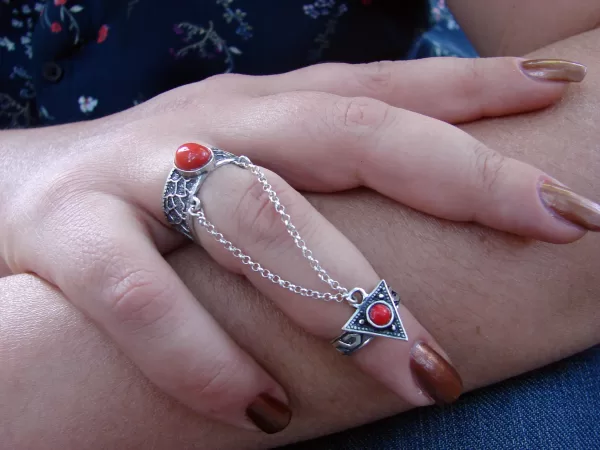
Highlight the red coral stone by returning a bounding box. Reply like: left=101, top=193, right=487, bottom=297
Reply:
left=175, top=143, right=212, bottom=171
left=368, top=303, right=392, bottom=327
left=97, top=25, right=109, bottom=43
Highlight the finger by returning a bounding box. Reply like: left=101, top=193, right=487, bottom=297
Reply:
left=208, top=91, right=600, bottom=244
left=193, top=163, right=463, bottom=406
left=31, top=199, right=291, bottom=434
left=0, top=259, right=11, bottom=277
left=226, top=57, right=586, bottom=123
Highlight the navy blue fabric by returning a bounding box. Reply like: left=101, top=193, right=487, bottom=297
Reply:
left=0, top=0, right=477, bottom=128
left=283, top=346, right=600, bottom=450
left=3, top=2, right=597, bottom=449
left=1, top=0, right=432, bottom=127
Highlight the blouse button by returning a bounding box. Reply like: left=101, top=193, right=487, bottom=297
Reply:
left=42, top=62, right=64, bottom=83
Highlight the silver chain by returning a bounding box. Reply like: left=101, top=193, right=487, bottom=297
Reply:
left=187, top=156, right=353, bottom=303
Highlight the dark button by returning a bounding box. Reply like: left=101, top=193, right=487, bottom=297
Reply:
left=42, top=62, right=63, bottom=83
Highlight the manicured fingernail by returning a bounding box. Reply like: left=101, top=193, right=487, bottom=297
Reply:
left=410, top=342, right=463, bottom=405
left=520, top=59, right=587, bottom=83
left=246, top=393, right=292, bottom=434
left=539, top=180, right=600, bottom=231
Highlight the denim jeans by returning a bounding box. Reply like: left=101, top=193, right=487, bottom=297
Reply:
left=283, top=345, right=600, bottom=450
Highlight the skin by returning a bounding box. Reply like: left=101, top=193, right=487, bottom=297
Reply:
left=1, top=56, right=591, bottom=434
left=2, top=7, right=600, bottom=450
left=447, top=0, right=600, bottom=57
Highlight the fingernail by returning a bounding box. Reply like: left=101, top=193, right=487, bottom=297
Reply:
left=410, top=342, right=463, bottom=405
left=520, top=59, right=587, bottom=83
left=539, top=180, right=600, bottom=231
left=246, top=393, right=292, bottom=434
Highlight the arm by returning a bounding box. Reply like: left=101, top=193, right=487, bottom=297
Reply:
left=3, top=32, right=600, bottom=449
left=447, top=0, right=600, bottom=56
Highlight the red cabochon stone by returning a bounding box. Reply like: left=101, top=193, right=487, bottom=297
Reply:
left=369, top=303, right=392, bottom=326
left=175, top=143, right=212, bottom=171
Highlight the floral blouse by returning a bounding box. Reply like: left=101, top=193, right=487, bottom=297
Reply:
left=0, top=0, right=476, bottom=129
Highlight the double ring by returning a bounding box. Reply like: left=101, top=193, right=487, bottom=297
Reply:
left=163, top=143, right=408, bottom=358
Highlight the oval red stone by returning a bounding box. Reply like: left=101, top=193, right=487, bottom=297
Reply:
left=368, top=303, right=392, bottom=327
left=175, top=143, right=212, bottom=171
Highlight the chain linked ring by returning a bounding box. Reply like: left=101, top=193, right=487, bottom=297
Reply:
left=162, top=143, right=408, bottom=356
left=186, top=155, right=351, bottom=304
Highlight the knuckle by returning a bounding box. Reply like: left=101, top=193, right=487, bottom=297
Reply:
left=9, top=169, right=90, bottom=268
left=37, top=168, right=86, bottom=218
left=145, top=73, right=250, bottom=113
left=102, top=265, right=173, bottom=331
left=354, top=60, right=394, bottom=95
left=232, top=173, right=306, bottom=256
left=471, top=142, right=507, bottom=194
left=330, top=96, right=394, bottom=137
left=173, top=356, right=243, bottom=406
left=201, top=72, right=250, bottom=91
left=456, top=58, right=484, bottom=101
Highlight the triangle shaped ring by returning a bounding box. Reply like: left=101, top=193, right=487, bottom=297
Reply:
left=340, top=280, right=408, bottom=344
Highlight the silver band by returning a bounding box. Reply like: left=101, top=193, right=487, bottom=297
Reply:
left=331, top=332, right=374, bottom=356
left=162, top=148, right=240, bottom=240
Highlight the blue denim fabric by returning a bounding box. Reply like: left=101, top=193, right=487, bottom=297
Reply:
left=283, top=346, right=600, bottom=450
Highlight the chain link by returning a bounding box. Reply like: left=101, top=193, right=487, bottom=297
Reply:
left=187, top=156, right=350, bottom=303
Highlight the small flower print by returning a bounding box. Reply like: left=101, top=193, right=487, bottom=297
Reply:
left=0, top=37, right=16, bottom=52
left=97, top=24, right=109, bottom=43
left=303, top=0, right=337, bottom=19
left=22, top=5, right=31, bottom=13
left=11, top=19, right=24, bottom=28
left=42, top=3, right=84, bottom=44
left=308, top=2, right=348, bottom=61
left=217, top=0, right=253, bottom=40
left=39, top=106, right=55, bottom=121
left=78, top=96, right=98, bottom=113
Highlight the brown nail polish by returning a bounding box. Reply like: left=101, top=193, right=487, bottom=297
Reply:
left=246, top=394, right=291, bottom=434
left=520, top=59, right=587, bottom=83
left=539, top=180, right=600, bottom=231
left=410, top=342, right=463, bottom=405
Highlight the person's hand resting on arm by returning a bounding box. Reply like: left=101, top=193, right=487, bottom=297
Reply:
left=2, top=48, right=600, bottom=446
left=0, top=55, right=596, bottom=438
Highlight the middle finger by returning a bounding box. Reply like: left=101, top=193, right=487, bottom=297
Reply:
left=193, top=161, right=462, bottom=406
left=206, top=91, right=599, bottom=243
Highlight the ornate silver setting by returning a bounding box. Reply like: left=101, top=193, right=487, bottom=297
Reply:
left=332, top=283, right=407, bottom=356
left=162, top=147, right=238, bottom=239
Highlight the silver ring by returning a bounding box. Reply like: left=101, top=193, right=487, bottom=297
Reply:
left=162, top=144, right=240, bottom=239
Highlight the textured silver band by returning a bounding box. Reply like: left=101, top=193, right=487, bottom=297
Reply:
left=162, top=148, right=239, bottom=240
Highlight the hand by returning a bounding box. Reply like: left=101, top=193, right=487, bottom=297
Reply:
left=0, top=57, right=595, bottom=434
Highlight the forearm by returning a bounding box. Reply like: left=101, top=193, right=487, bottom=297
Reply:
left=447, top=0, right=600, bottom=57
left=3, top=32, right=600, bottom=449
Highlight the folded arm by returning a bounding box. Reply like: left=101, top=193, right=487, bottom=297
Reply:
left=3, top=18, right=600, bottom=450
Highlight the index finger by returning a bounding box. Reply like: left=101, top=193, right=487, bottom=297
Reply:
left=192, top=159, right=462, bottom=406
